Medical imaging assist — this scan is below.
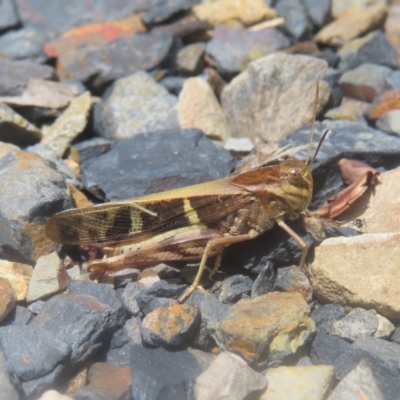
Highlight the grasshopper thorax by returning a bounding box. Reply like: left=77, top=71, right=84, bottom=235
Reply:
left=279, top=158, right=313, bottom=216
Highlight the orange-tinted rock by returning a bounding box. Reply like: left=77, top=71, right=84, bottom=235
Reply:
left=0, top=277, right=16, bottom=322
left=142, top=303, right=200, bottom=347
left=368, top=89, right=400, bottom=118
left=44, top=15, right=146, bottom=58
left=325, top=97, right=369, bottom=121
left=0, top=259, right=33, bottom=301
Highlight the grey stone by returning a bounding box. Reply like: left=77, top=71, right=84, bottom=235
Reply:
left=311, top=332, right=352, bottom=365
left=159, top=76, right=187, bottom=95
left=0, top=28, right=48, bottom=60
left=302, top=0, right=331, bottom=28
left=390, top=326, right=400, bottom=344
left=339, top=30, right=399, bottom=71
left=334, top=337, right=400, bottom=400
left=0, top=348, right=19, bottom=400
left=121, top=281, right=145, bottom=316
left=328, top=359, right=383, bottom=400
left=206, top=26, right=290, bottom=79
left=177, top=42, right=206, bottom=76
left=130, top=344, right=203, bottom=400
left=376, top=110, right=400, bottom=136
left=0, top=102, right=42, bottom=146
left=93, top=71, right=179, bottom=140
left=212, top=275, right=253, bottom=304
left=224, top=137, right=255, bottom=154
left=0, top=150, right=72, bottom=264
left=141, top=0, right=196, bottom=25
left=251, top=262, right=275, bottom=298
left=339, top=63, right=392, bottom=102
left=112, top=268, right=140, bottom=288
left=331, top=308, right=379, bottom=342
left=221, top=53, right=329, bottom=143
left=274, top=265, right=312, bottom=302
left=386, top=70, right=400, bottom=90
left=0, top=0, right=19, bottom=32
left=150, top=263, right=181, bottom=279
left=81, top=129, right=234, bottom=201
left=311, top=303, right=347, bottom=334
left=70, top=137, right=113, bottom=165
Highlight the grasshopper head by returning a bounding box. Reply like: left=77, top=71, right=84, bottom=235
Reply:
left=280, top=158, right=313, bottom=217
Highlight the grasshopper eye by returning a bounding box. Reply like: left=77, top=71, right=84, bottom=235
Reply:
left=288, top=168, right=303, bottom=186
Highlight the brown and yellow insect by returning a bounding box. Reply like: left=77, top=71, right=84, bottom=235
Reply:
left=46, top=87, right=326, bottom=303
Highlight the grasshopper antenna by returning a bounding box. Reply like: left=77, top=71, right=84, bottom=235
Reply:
left=309, top=129, right=330, bottom=169
left=306, top=82, right=319, bottom=166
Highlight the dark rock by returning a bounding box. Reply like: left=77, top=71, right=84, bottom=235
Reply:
left=141, top=0, right=196, bottom=25
left=0, top=150, right=72, bottom=264
left=275, top=0, right=311, bottom=41
left=21, top=365, right=64, bottom=398
left=0, top=103, right=42, bottom=147
left=93, top=71, right=179, bottom=140
left=112, top=268, right=141, bottom=288
left=152, top=14, right=208, bottom=39
left=27, top=300, right=46, bottom=315
left=125, top=317, right=143, bottom=345
left=281, top=120, right=400, bottom=209
left=0, top=348, right=19, bottom=400
left=319, top=48, right=341, bottom=69
left=0, top=59, right=54, bottom=97
left=311, top=303, right=347, bottom=334
left=0, top=28, right=48, bottom=60
left=57, top=32, right=174, bottom=89
left=198, top=294, right=229, bottom=325
left=181, top=262, right=214, bottom=289
left=386, top=70, right=400, bottom=90
left=81, top=129, right=234, bottom=201
left=33, top=292, right=124, bottom=366
left=0, top=0, right=19, bottom=32
left=177, top=43, right=206, bottom=76
left=331, top=308, right=379, bottom=342
left=141, top=303, right=200, bottom=347
left=212, top=275, right=253, bottom=304
left=159, top=76, right=187, bottom=95
left=140, top=280, right=187, bottom=300
left=339, top=63, right=392, bottom=103
left=338, top=31, right=399, bottom=71
left=206, top=26, right=290, bottom=79
left=334, top=337, right=400, bottom=400
left=2, top=305, right=33, bottom=326
left=390, top=326, right=400, bottom=344
left=310, top=332, right=352, bottom=365
left=323, top=68, right=344, bottom=109
left=136, top=296, right=177, bottom=316
left=130, top=344, right=203, bottom=400
left=0, top=325, right=70, bottom=382
left=302, top=0, right=330, bottom=28
left=251, top=262, right=275, bottom=298
left=222, top=219, right=314, bottom=274
left=70, top=138, right=113, bottom=165
left=324, top=225, right=362, bottom=239
left=16, top=0, right=140, bottom=39
left=121, top=282, right=145, bottom=317
left=376, top=110, right=400, bottom=136
left=27, top=144, right=82, bottom=189
left=274, top=265, right=312, bottom=302
left=151, top=263, right=181, bottom=279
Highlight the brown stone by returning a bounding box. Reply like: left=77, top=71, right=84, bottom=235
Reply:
left=368, top=89, right=400, bottom=119
left=0, top=259, right=33, bottom=301
left=315, top=3, right=388, bottom=45
left=325, top=97, right=369, bottom=121
left=0, top=277, right=16, bottom=322
left=210, top=292, right=315, bottom=366
left=311, top=232, right=400, bottom=320
left=331, top=0, right=386, bottom=19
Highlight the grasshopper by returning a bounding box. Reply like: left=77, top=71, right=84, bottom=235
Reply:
left=46, top=86, right=327, bottom=303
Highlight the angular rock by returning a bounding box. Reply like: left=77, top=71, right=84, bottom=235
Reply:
left=376, top=109, right=400, bottom=136
left=274, top=0, right=312, bottom=40
left=192, top=0, right=276, bottom=28
left=0, top=278, right=16, bottom=323
left=141, top=303, right=200, bottom=347
left=221, top=53, right=329, bottom=143
left=311, top=232, right=400, bottom=320
left=339, top=63, right=392, bottom=102
left=374, top=314, right=395, bottom=339
left=43, top=15, right=146, bottom=58
left=212, top=275, right=253, bottom=304
left=390, top=327, right=400, bottom=344
left=0, top=0, right=19, bottom=31
left=209, top=292, right=315, bottom=367
left=224, top=137, right=254, bottom=154
left=331, top=308, right=379, bottom=342
left=327, top=359, right=383, bottom=400
left=338, top=30, right=399, bottom=71
left=111, top=268, right=140, bottom=288
left=311, top=303, right=347, bottom=334
left=73, top=362, right=131, bottom=400
left=325, top=96, right=369, bottom=122
left=159, top=76, right=187, bottom=95
left=302, top=0, right=331, bottom=28
left=81, top=129, right=234, bottom=201
left=0, top=260, right=32, bottom=302
left=177, top=43, right=206, bottom=76
left=16, top=0, right=140, bottom=39
left=206, top=26, right=290, bottom=79
left=177, top=78, right=230, bottom=141
left=261, top=365, right=336, bottom=400
left=311, top=332, right=352, bottom=366
left=70, top=137, right=113, bottom=165
left=57, top=32, right=174, bottom=88
left=315, top=2, right=388, bottom=44
left=0, top=151, right=72, bottom=264
left=130, top=344, right=203, bottom=400
left=195, top=352, right=267, bottom=400
left=0, top=58, right=55, bottom=96
left=334, top=337, right=400, bottom=400
left=274, top=265, right=312, bottom=302
left=93, top=71, right=179, bottom=140
left=0, top=28, right=48, bottom=60
left=141, top=0, right=195, bottom=25
left=41, top=92, right=92, bottom=157
left=368, top=89, right=400, bottom=119
left=386, top=70, right=400, bottom=90
left=26, top=252, right=70, bottom=303
left=251, top=262, right=275, bottom=298
left=331, top=0, right=386, bottom=19
left=0, top=103, right=42, bottom=146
